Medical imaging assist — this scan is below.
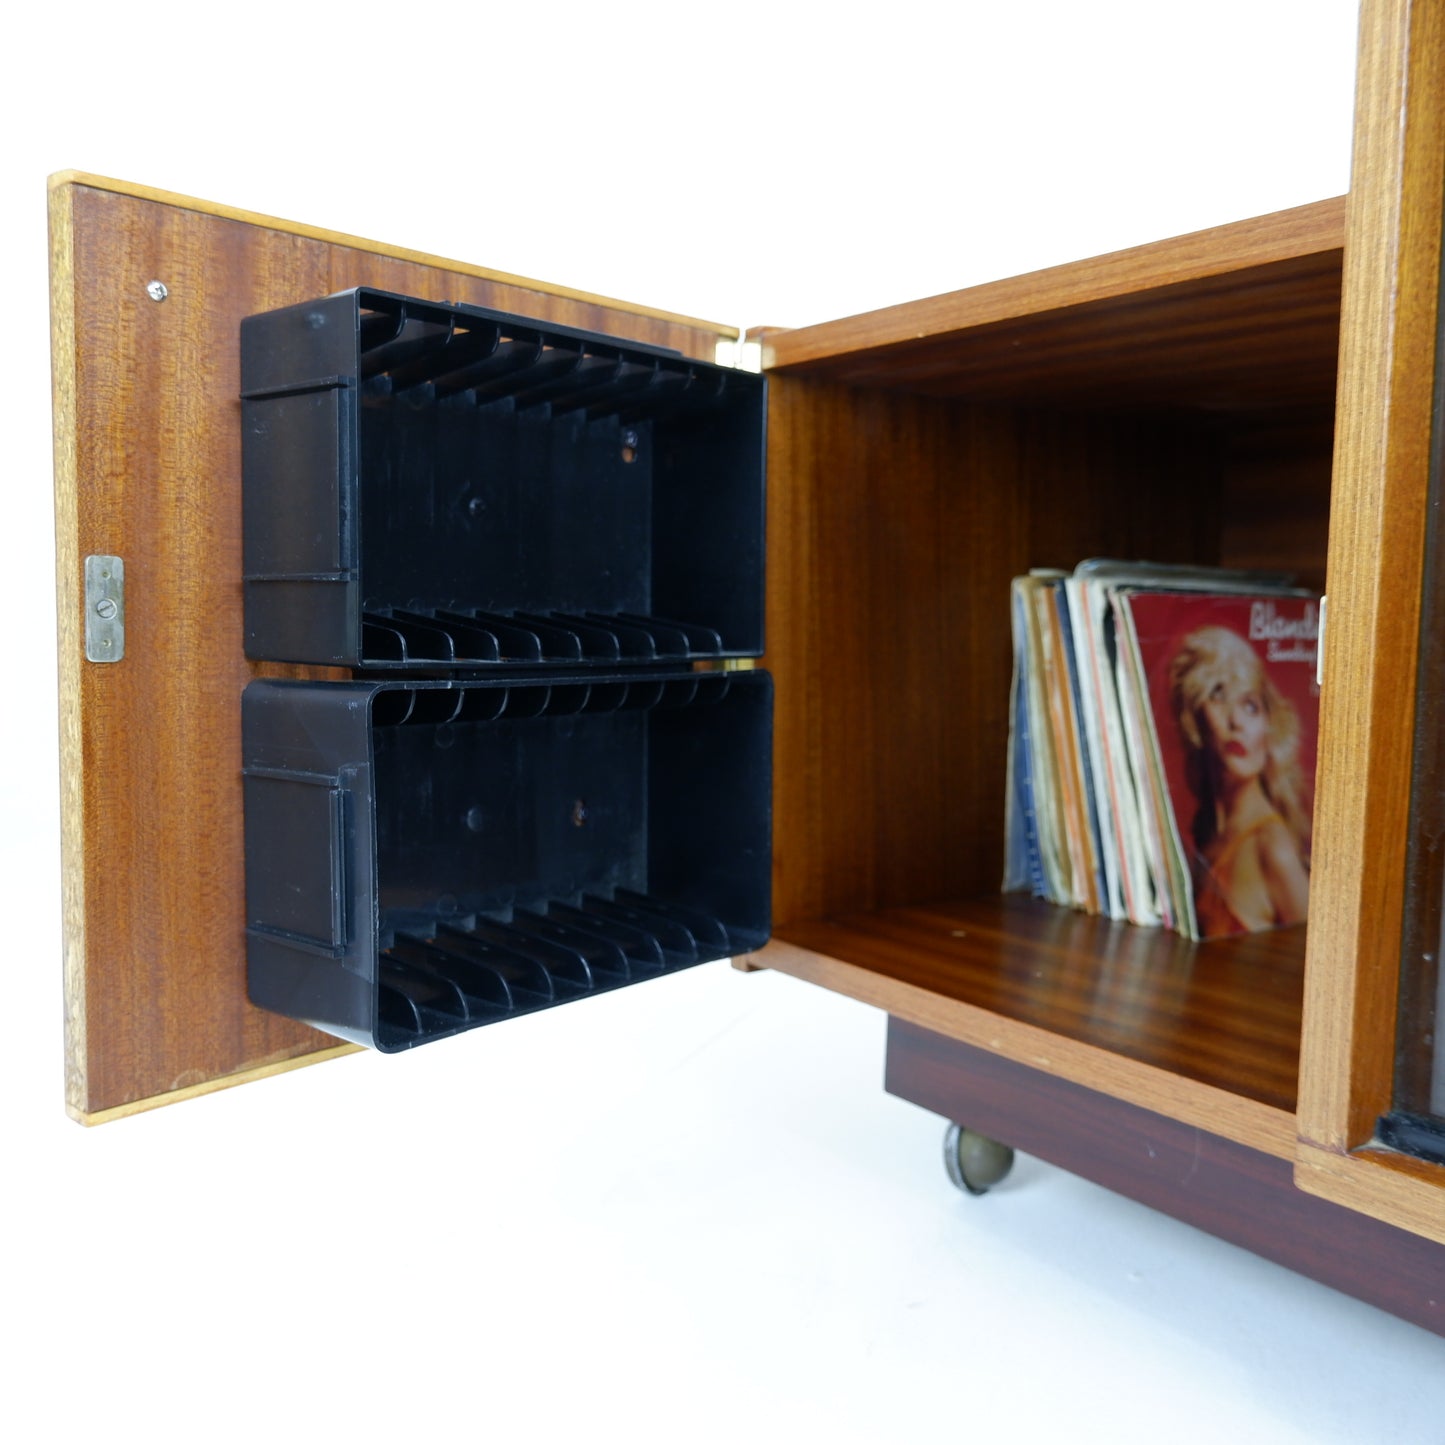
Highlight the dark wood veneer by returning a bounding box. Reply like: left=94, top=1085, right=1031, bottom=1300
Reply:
left=886, top=1019, right=1445, bottom=1337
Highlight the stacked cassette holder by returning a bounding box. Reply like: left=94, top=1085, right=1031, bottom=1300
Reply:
left=241, top=290, right=771, bottom=1050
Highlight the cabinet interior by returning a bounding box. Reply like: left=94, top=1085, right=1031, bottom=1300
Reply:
left=760, top=209, right=1344, bottom=1119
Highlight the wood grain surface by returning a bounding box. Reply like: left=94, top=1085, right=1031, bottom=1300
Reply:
left=1297, top=1139, right=1445, bottom=1246
left=1298, top=0, right=1445, bottom=1160
left=49, top=172, right=737, bottom=339
left=50, top=175, right=730, bottom=1121
left=1218, top=407, right=1337, bottom=592
left=886, top=1019, right=1445, bottom=1338
left=764, top=200, right=1344, bottom=412
left=762, top=376, right=1229, bottom=933
left=749, top=939, right=1295, bottom=1160
left=752, top=195, right=1342, bottom=1175
left=762, top=895, right=1302, bottom=1137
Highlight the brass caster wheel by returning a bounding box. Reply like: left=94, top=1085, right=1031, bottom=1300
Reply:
left=943, top=1123, right=1015, bottom=1196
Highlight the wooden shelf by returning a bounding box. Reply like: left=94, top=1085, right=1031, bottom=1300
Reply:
left=751, top=896, right=1303, bottom=1159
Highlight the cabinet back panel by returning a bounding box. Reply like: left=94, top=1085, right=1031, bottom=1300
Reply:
left=766, top=376, right=1229, bottom=928
left=1218, top=407, right=1336, bottom=591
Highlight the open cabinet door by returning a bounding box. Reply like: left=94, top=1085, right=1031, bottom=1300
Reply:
left=1296, top=0, right=1445, bottom=1245
left=49, top=173, right=749, bottom=1123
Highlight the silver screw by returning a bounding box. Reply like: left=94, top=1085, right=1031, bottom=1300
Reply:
left=146, top=280, right=169, bottom=302
left=95, top=598, right=118, bottom=620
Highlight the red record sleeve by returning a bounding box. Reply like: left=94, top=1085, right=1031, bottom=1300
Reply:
left=1126, top=591, right=1321, bottom=937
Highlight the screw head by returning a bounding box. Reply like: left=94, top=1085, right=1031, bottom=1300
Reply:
left=95, top=598, right=118, bottom=620
left=146, top=280, right=169, bottom=302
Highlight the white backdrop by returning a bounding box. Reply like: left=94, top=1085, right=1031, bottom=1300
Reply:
left=4, top=3, right=1442, bottom=1441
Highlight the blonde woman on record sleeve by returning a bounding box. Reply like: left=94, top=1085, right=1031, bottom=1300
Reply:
left=1168, top=626, right=1311, bottom=935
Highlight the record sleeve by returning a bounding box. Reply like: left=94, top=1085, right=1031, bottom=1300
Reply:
left=1123, top=591, right=1321, bottom=939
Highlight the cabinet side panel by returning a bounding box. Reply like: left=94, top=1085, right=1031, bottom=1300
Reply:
left=53, top=181, right=727, bottom=1118
left=1301, top=0, right=1445, bottom=1153
left=765, top=377, right=1221, bottom=927
left=764, top=379, right=1021, bottom=926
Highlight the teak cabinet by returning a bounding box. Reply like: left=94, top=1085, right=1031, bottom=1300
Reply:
left=49, top=0, right=1445, bottom=1337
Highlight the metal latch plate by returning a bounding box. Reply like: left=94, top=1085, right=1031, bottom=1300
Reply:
left=84, top=555, right=125, bottom=663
